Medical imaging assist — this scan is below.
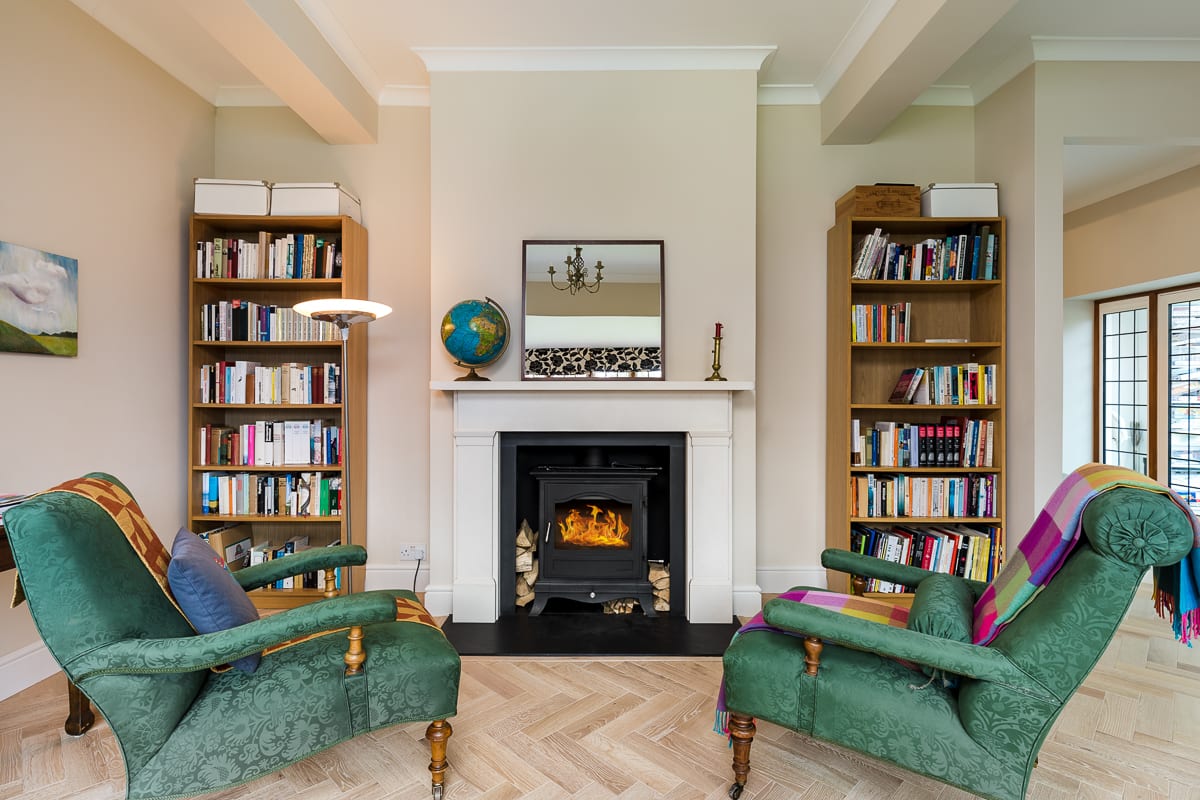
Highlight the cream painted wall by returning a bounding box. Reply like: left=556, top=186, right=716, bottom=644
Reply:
left=1064, top=165, right=1200, bottom=298
left=426, top=69, right=760, bottom=607
left=0, top=0, right=213, bottom=673
left=755, top=104, right=976, bottom=588
left=214, top=106, right=432, bottom=573
left=1012, top=62, right=1200, bottom=524
left=974, top=67, right=1040, bottom=537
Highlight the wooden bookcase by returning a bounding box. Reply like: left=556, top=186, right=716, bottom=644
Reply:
left=187, top=214, right=369, bottom=608
left=825, top=214, right=1006, bottom=596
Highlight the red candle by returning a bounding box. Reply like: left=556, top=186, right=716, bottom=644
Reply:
left=715, top=322, right=723, bottom=338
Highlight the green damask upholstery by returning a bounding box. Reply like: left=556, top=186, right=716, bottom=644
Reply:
left=721, top=487, right=1194, bottom=800
left=5, top=473, right=461, bottom=800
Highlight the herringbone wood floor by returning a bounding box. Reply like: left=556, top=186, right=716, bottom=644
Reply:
left=3, top=590, right=1200, bottom=800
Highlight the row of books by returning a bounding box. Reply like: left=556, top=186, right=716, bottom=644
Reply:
left=198, top=420, right=341, bottom=467
left=200, top=471, right=343, bottom=517
left=889, top=364, right=997, bottom=406
left=199, top=360, right=341, bottom=405
left=851, top=418, right=996, bottom=468
left=199, top=300, right=340, bottom=343
left=195, top=233, right=342, bottom=280
left=850, top=472, right=997, bottom=518
left=851, top=302, right=912, bottom=343
left=852, top=226, right=999, bottom=281
left=850, top=522, right=1003, bottom=591
left=252, top=536, right=339, bottom=590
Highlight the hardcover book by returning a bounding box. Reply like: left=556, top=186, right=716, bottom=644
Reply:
left=888, top=367, right=925, bottom=404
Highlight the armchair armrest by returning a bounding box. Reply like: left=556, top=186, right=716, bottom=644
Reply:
left=761, top=597, right=1053, bottom=699
left=821, top=548, right=989, bottom=600
left=68, top=590, right=400, bottom=679
left=233, top=544, right=367, bottom=591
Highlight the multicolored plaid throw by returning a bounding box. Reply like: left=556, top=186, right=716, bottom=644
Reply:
left=714, top=589, right=910, bottom=736
left=973, top=462, right=1200, bottom=646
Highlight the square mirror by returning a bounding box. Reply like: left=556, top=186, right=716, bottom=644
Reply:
left=522, top=240, right=664, bottom=380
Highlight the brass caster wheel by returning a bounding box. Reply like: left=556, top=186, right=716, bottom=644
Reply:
left=432, top=784, right=444, bottom=800
left=728, top=781, right=744, bottom=799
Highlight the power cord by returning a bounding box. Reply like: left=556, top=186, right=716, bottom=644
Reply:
left=413, top=557, right=422, bottom=594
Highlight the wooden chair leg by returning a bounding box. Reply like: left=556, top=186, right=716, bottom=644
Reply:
left=343, top=625, right=365, bottom=675
left=728, top=711, right=756, bottom=799
left=64, top=680, right=95, bottom=736
left=426, top=719, right=452, bottom=800
left=803, top=636, right=824, bottom=676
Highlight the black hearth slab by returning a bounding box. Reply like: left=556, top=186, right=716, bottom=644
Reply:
left=440, top=613, right=741, bottom=657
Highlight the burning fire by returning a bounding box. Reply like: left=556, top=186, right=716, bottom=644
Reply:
left=557, top=504, right=631, bottom=548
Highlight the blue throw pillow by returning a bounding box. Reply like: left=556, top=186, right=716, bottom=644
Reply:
left=167, top=528, right=261, bottom=673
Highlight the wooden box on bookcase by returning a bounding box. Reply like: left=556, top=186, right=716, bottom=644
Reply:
left=826, top=214, right=1006, bottom=599
left=187, top=214, right=369, bottom=609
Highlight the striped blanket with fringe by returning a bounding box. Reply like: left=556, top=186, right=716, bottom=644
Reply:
left=974, top=462, right=1200, bottom=646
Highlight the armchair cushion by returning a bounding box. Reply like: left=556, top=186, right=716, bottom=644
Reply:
left=907, top=573, right=974, bottom=643
left=167, top=528, right=261, bottom=673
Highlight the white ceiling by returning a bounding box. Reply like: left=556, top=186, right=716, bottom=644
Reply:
left=71, top=0, right=1200, bottom=210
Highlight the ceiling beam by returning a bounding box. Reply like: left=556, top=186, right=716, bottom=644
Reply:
left=820, top=0, right=1019, bottom=144
left=180, top=0, right=377, bottom=144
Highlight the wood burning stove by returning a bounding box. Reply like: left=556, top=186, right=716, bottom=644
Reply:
left=530, top=465, right=658, bottom=615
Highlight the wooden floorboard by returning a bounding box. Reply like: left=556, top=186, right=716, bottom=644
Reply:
left=2, top=590, right=1199, bottom=799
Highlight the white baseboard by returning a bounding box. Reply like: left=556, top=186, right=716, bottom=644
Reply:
left=756, top=566, right=828, bottom=594
left=0, top=640, right=59, bottom=701
left=363, top=562, right=430, bottom=595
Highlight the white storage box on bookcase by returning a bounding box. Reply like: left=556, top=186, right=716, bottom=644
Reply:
left=920, top=183, right=998, bottom=217
left=270, top=182, right=362, bottom=222
left=194, top=179, right=272, bottom=215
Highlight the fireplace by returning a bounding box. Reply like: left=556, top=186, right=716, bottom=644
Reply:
left=499, top=432, right=685, bottom=616
left=426, top=381, right=755, bottom=624
left=530, top=464, right=658, bottom=615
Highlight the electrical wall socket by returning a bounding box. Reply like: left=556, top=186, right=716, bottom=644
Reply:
left=399, top=544, right=426, bottom=561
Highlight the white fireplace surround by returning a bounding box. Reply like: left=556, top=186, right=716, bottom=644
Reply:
left=427, top=381, right=754, bottom=623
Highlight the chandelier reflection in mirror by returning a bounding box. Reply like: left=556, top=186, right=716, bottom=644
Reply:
left=548, top=245, right=604, bottom=295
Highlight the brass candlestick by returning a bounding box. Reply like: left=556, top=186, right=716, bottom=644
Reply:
left=706, top=335, right=727, bottom=381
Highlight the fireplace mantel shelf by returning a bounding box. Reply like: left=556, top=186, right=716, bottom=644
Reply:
left=431, top=380, right=753, bottom=392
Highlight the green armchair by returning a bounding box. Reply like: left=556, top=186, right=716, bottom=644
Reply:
left=4, top=473, right=460, bottom=800
left=721, top=487, right=1195, bottom=800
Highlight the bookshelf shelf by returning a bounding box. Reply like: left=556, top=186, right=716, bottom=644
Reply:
left=192, top=340, right=343, bottom=348
left=827, top=212, right=1006, bottom=595
left=190, top=465, right=344, bottom=473
left=850, top=517, right=1002, bottom=525
left=193, top=403, right=344, bottom=410
left=849, top=466, right=1001, bottom=474
left=851, top=342, right=1003, bottom=350
left=189, top=514, right=343, bottom=523
left=188, top=213, right=369, bottom=609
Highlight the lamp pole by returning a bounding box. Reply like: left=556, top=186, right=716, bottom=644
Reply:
left=292, top=298, right=392, bottom=594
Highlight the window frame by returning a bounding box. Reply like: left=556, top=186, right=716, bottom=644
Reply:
left=1093, top=282, right=1200, bottom=488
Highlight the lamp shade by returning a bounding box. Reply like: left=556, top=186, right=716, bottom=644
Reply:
left=293, top=298, right=392, bottom=327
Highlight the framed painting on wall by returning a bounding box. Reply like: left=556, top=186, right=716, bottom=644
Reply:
left=0, top=240, right=78, bottom=357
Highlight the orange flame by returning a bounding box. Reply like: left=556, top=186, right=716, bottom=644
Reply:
left=557, top=504, right=631, bottom=548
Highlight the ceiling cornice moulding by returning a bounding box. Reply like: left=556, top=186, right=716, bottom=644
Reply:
left=413, top=46, right=776, bottom=73
left=1032, top=36, right=1200, bottom=62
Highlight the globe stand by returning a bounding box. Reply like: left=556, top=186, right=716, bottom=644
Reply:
left=454, top=363, right=489, bottom=381
left=441, top=297, right=510, bottom=382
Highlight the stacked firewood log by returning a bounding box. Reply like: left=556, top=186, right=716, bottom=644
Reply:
left=650, top=562, right=670, bottom=612
left=515, top=519, right=538, bottom=607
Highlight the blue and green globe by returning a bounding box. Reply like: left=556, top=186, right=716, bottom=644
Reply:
left=440, top=297, right=510, bottom=380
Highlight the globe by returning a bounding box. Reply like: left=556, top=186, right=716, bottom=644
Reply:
left=440, top=297, right=510, bottom=380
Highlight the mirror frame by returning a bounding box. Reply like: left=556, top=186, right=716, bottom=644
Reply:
left=521, top=239, right=665, bottom=381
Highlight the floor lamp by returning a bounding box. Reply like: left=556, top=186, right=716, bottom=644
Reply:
left=293, top=298, right=392, bottom=594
